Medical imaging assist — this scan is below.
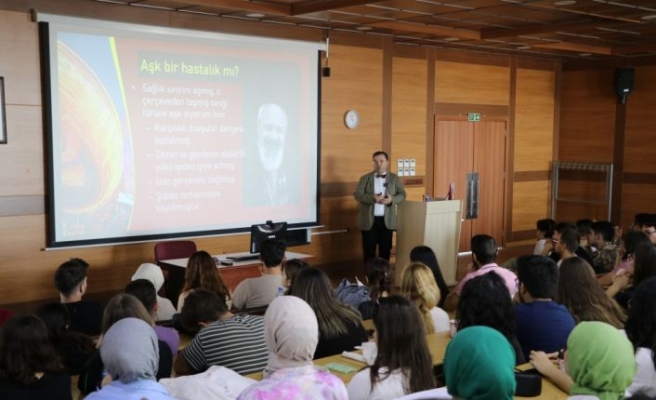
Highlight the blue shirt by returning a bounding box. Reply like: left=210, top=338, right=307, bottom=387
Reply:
left=514, top=301, right=575, bottom=359
left=85, top=379, right=175, bottom=400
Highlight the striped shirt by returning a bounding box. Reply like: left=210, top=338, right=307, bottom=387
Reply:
left=181, top=314, right=268, bottom=375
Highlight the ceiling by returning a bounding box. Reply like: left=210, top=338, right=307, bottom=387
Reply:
left=89, top=0, right=656, bottom=61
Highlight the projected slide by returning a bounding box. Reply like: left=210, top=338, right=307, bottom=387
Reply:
left=42, top=17, right=320, bottom=246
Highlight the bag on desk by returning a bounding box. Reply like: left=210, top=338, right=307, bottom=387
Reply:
left=335, top=278, right=370, bottom=308
left=514, top=368, right=542, bottom=397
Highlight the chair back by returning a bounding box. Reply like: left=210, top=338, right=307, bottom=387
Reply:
left=154, top=240, right=197, bottom=265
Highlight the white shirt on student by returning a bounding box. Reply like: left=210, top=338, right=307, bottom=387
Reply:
left=347, top=367, right=407, bottom=400
left=626, top=347, right=656, bottom=397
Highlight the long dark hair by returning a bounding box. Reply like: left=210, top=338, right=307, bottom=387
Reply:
left=371, top=296, right=435, bottom=394
left=0, top=315, right=64, bottom=386
left=621, top=231, right=650, bottom=262
left=633, top=243, right=656, bottom=288
left=625, top=277, right=656, bottom=369
left=456, top=271, right=515, bottom=340
left=557, top=258, right=625, bottom=328
left=410, top=246, right=449, bottom=308
left=365, top=258, right=391, bottom=302
left=183, top=251, right=231, bottom=302
left=289, top=267, right=362, bottom=339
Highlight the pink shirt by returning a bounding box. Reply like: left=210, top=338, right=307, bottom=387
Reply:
left=453, top=263, right=518, bottom=297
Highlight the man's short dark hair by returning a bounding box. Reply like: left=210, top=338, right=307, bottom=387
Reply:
left=54, top=258, right=89, bottom=297
left=554, top=222, right=576, bottom=234
left=260, top=238, right=286, bottom=268
left=591, top=221, right=615, bottom=242
left=471, top=234, right=497, bottom=265
left=372, top=151, right=388, bottom=160
left=575, top=219, right=593, bottom=237
left=634, top=213, right=651, bottom=228
left=643, top=214, right=656, bottom=229
left=536, top=219, right=555, bottom=238
left=559, top=228, right=580, bottom=253
left=516, top=255, right=559, bottom=299
left=180, top=289, right=227, bottom=333
left=125, top=279, right=157, bottom=313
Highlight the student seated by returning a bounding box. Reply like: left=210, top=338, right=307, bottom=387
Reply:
left=534, top=218, right=556, bottom=255
left=131, top=263, right=176, bottom=321
left=625, top=277, right=656, bottom=397
left=409, top=246, right=449, bottom=308
left=53, top=258, right=103, bottom=336
left=237, top=296, right=347, bottom=400
left=282, top=258, right=310, bottom=295
left=589, top=220, right=620, bottom=274
left=347, top=296, right=435, bottom=400
left=357, top=257, right=391, bottom=320
left=400, top=262, right=449, bottom=334
left=597, top=230, right=650, bottom=287
left=530, top=321, right=635, bottom=399
left=125, top=279, right=180, bottom=356
left=514, top=255, right=575, bottom=360
left=85, top=318, right=177, bottom=400
left=607, top=242, right=656, bottom=310
left=444, top=234, right=517, bottom=311
left=289, top=267, right=368, bottom=359
left=177, top=250, right=231, bottom=311
left=0, top=315, right=72, bottom=400
left=174, top=289, right=268, bottom=375
left=232, top=239, right=285, bottom=310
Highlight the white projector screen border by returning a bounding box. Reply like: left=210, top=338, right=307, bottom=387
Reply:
left=39, top=14, right=323, bottom=248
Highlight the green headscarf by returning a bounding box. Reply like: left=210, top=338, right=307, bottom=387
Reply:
left=444, top=326, right=516, bottom=400
left=568, top=321, right=635, bottom=400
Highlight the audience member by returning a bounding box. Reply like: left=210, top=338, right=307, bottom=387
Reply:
left=514, top=255, right=575, bottom=359
left=552, top=228, right=579, bottom=266
left=641, top=214, right=656, bottom=245
left=178, top=250, right=231, bottom=311
left=530, top=321, right=635, bottom=398
left=625, top=277, right=656, bottom=397
left=35, top=302, right=95, bottom=376
left=598, top=230, right=650, bottom=287
left=589, top=220, right=620, bottom=274
left=608, top=242, right=656, bottom=309
left=85, top=318, right=176, bottom=400
left=175, top=289, right=268, bottom=375
left=282, top=258, right=310, bottom=294
left=544, top=223, right=595, bottom=267
left=400, top=262, right=449, bottom=334
left=53, top=258, right=103, bottom=336
left=0, top=315, right=72, bottom=400
left=631, top=213, right=652, bottom=232
left=444, top=326, right=516, bottom=400
left=125, top=279, right=180, bottom=355
left=409, top=245, right=449, bottom=308
left=238, top=296, right=348, bottom=400
left=575, top=218, right=594, bottom=249
left=358, top=257, right=391, bottom=320
left=456, top=272, right=525, bottom=365
left=79, top=294, right=172, bottom=395
left=347, top=296, right=435, bottom=400
left=534, top=218, right=556, bottom=255
left=444, top=234, right=517, bottom=311
left=232, top=239, right=285, bottom=310
left=289, top=267, right=368, bottom=359
left=557, top=258, right=625, bottom=329
left=131, top=263, right=176, bottom=321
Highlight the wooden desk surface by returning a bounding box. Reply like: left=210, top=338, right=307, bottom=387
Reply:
left=161, top=251, right=311, bottom=268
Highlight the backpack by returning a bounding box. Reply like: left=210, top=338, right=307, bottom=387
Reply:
left=334, top=277, right=370, bottom=308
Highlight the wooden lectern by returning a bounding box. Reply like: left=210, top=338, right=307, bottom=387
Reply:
left=394, top=200, right=462, bottom=285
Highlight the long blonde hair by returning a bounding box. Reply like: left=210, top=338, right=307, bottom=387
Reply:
left=401, top=262, right=441, bottom=334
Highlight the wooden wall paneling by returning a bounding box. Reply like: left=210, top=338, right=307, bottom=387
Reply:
left=505, top=57, right=516, bottom=245
left=0, top=10, right=40, bottom=106
left=621, top=183, right=656, bottom=228
left=624, top=66, right=656, bottom=173
left=512, top=181, right=550, bottom=232
left=435, top=61, right=510, bottom=106
left=514, top=68, right=556, bottom=171
left=391, top=56, right=428, bottom=176
left=425, top=51, right=436, bottom=196
left=559, top=69, right=616, bottom=162
left=554, top=179, right=608, bottom=222
left=382, top=38, right=393, bottom=156
left=321, top=43, right=383, bottom=182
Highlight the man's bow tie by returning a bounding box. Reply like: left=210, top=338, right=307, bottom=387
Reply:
left=376, top=174, right=386, bottom=178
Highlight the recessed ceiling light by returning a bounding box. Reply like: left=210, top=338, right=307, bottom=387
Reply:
left=554, top=0, right=576, bottom=5
left=245, top=13, right=265, bottom=18
left=443, top=37, right=460, bottom=41
left=356, top=26, right=372, bottom=31
left=641, top=14, right=656, bottom=20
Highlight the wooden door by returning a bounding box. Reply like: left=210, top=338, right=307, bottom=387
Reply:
left=434, top=118, right=506, bottom=251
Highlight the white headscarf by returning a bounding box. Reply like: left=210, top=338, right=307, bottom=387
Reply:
left=101, top=318, right=159, bottom=383
left=132, top=263, right=165, bottom=292
left=264, top=296, right=318, bottom=376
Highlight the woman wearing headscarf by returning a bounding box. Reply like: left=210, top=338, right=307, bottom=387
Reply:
left=530, top=321, right=635, bottom=400
left=132, top=263, right=176, bottom=321
left=237, top=296, right=347, bottom=400
left=443, top=326, right=516, bottom=400
left=85, top=318, right=176, bottom=400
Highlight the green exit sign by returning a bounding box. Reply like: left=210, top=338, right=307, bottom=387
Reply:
left=468, top=112, right=481, bottom=122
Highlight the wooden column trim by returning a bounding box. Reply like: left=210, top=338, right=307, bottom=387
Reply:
left=426, top=50, right=436, bottom=197
left=382, top=37, right=393, bottom=155
left=505, top=57, right=517, bottom=244
left=552, top=62, right=562, bottom=217
left=612, top=101, right=626, bottom=223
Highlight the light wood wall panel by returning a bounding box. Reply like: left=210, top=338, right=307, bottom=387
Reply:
left=512, top=181, right=550, bottom=232
left=1, top=106, right=44, bottom=196
left=322, top=43, right=383, bottom=182
left=622, top=183, right=656, bottom=226
left=391, top=56, right=427, bottom=176
left=514, top=68, right=555, bottom=171
left=435, top=61, right=510, bottom=106
left=559, top=69, right=616, bottom=163
left=624, top=66, right=656, bottom=173
left=0, top=10, right=41, bottom=106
